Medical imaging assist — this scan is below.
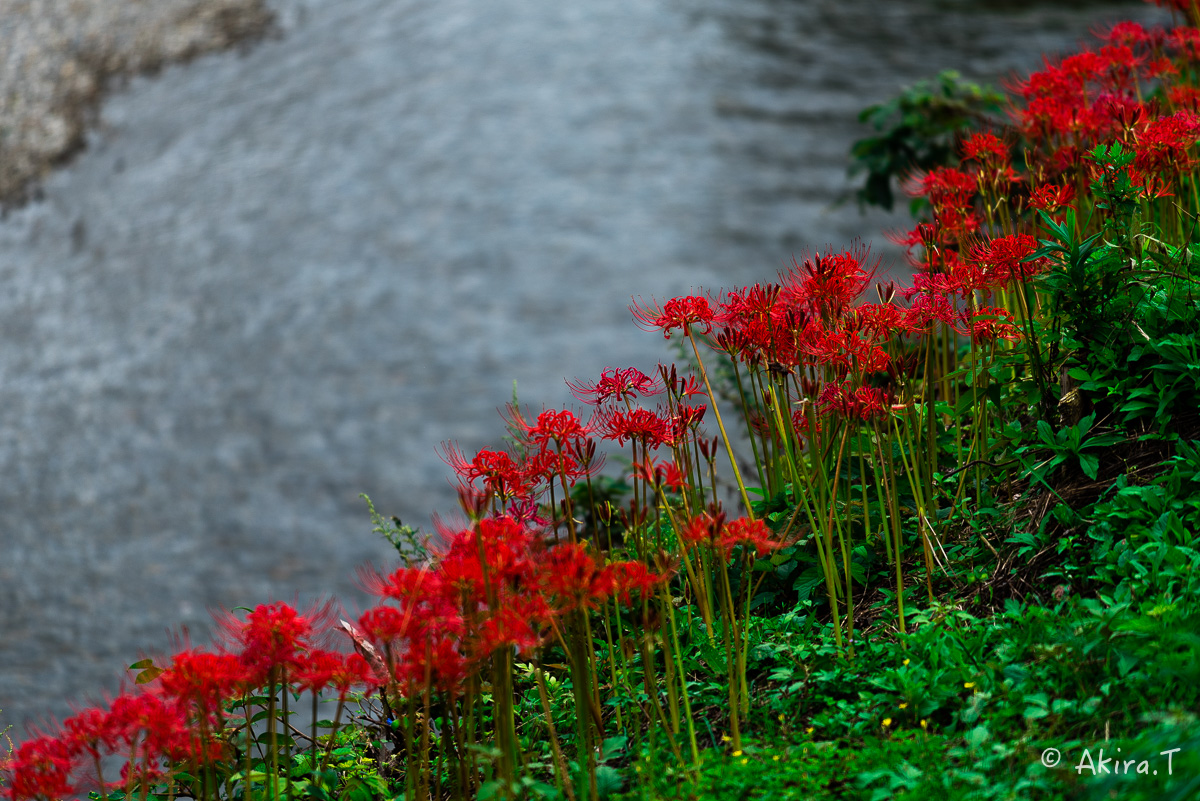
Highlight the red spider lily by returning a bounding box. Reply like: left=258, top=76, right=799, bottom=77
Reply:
left=716, top=284, right=786, bottom=341
left=718, top=517, right=788, bottom=558
left=1102, top=20, right=1161, bottom=49
left=903, top=290, right=957, bottom=332
left=715, top=283, right=801, bottom=364
left=958, top=306, right=1023, bottom=344
left=358, top=595, right=467, bottom=686
left=903, top=263, right=965, bottom=300
left=855, top=301, right=923, bottom=340
left=293, top=648, right=348, bottom=695
left=477, top=606, right=544, bottom=657
left=520, top=441, right=603, bottom=487
left=679, top=508, right=727, bottom=552
left=596, top=405, right=676, bottom=449
left=292, top=647, right=372, bottom=699
left=437, top=515, right=538, bottom=593
left=675, top=373, right=705, bottom=398
left=1028, top=183, right=1076, bottom=213
left=517, top=408, right=593, bottom=449
left=631, top=457, right=689, bottom=492
left=607, top=560, right=668, bottom=605
left=505, top=496, right=551, bottom=527
left=669, top=402, right=707, bottom=439
left=158, top=649, right=250, bottom=718
left=781, top=245, right=878, bottom=319
left=1147, top=55, right=1181, bottom=80
left=104, top=692, right=193, bottom=765
left=441, top=444, right=533, bottom=500
left=961, top=132, right=1009, bottom=166
left=567, top=367, right=662, bottom=405
left=1133, top=109, right=1200, bottom=178
left=907, top=167, right=976, bottom=211
left=817, top=382, right=889, bottom=421
left=357, top=605, right=418, bottom=644
left=1169, top=25, right=1200, bottom=60
left=967, top=233, right=1046, bottom=285
left=904, top=170, right=981, bottom=241
left=535, top=543, right=615, bottom=614
left=631, top=295, right=715, bottom=338
left=217, top=602, right=325, bottom=683
left=4, top=734, right=77, bottom=800
left=383, top=635, right=469, bottom=694
left=792, top=408, right=823, bottom=440
left=60, top=708, right=120, bottom=763
left=361, top=564, right=442, bottom=605
left=1012, top=41, right=1159, bottom=165
left=659, top=363, right=706, bottom=399
left=962, top=132, right=1021, bottom=193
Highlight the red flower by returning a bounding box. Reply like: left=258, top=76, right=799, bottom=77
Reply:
left=961, top=132, right=1008, bottom=166
left=782, top=245, right=877, bottom=319
left=817, top=382, right=888, bottom=421
left=104, top=692, right=192, bottom=764
left=441, top=444, right=532, bottom=500
left=1102, top=21, right=1158, bottom=49
left=478, top=607, right=543, bottom=656
left=631, top=457, right=689, bottom=492
left=4, top=734, right=77, bottom=800
left=631, top=295, right=715, bottom=338
left=519, top=408, right=593, bottom=448
left=1028, top=183, right=1076, bottom=213
left=1134, top=109, right=1200, bottom=178
left=718, top=517, right=787, bottom=558
left=959, top=306, right=1022, bottom=344
left=219, top=602, right=321, bottom=683
left=535, top=543, right=615, bottom=614
left=607, top=561, right=668, bottom=605
left=158, top=649, right=249, bottom=717
left=567, top=367, right=662, bottom=405
left=679, top=508, right=727, bottom=552
left=596, top=406, right=675, bottom=449
left=967, top=233, right=1045, bottom=285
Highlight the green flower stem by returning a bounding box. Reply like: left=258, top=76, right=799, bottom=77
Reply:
left=687, top=330, right=755, bottom=519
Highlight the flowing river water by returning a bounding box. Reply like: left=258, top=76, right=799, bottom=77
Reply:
left=0, top=0, right=1165, bottom=732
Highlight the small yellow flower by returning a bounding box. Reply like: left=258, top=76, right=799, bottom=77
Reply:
left=882, top=718, right=893, bottom=727
left=722, top=735, right=732, bottom=743
left=778, top=713, right=785, bottom=723
left=740, top=758, right=749, bottom=766
left=773, top=755, right=781, bottom=762
left=732, top=750, right=743, bottom=757
left=920, top=719, right=928, bottom=729
left=964, top=682, right=975, bottom=689
left=903, top=658, right=910, bottom=666
left=805, top=727, right=814, bottom=735
left=899, top=702, right=908, bottom=709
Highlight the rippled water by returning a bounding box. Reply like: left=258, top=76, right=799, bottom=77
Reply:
left=0, top=0, right=1163, bottom=732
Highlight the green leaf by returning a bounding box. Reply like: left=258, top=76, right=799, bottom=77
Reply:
left=1079, top=452, right=1100, bottom=480
left=134, top=666, right=164, bottom=685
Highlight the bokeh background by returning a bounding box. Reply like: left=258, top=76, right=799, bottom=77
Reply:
left=0, top=0, right=1166, bottom=733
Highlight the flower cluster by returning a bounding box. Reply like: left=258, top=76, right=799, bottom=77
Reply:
left=2, top=603, right=371, bottom=800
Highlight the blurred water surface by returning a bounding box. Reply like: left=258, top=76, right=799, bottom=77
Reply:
left=0, top=0, right=1164, bottom=731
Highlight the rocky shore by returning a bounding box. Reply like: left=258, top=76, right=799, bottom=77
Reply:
left=0, top=0, right=273, bottom=206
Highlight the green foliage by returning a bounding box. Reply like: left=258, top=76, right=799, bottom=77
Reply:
left=361, top=492, right=429, bottom=563
left=848, top=70, right=1003, bottom=212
